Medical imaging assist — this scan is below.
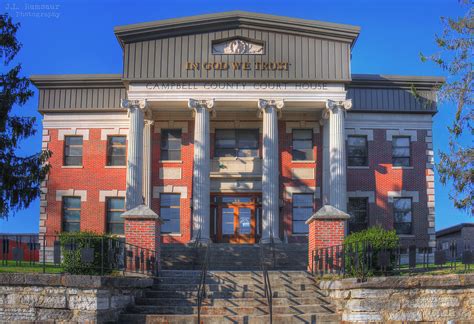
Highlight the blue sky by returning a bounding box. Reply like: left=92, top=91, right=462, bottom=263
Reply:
left=0, top=0, right=471, bottom=233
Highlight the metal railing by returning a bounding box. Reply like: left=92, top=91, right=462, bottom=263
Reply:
left=260, top=236, right=273, bottom=323
left=192, top=229, right=202, bottom=270
left=197, top=241, right=211, bottom=324
left=0, top=234, right=159, bottom=276
left=310, top=239, right=474, bottom=279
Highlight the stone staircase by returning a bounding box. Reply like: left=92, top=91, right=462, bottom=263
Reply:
left=161, top=243, right=308, bottom=270
left=118, top=270, right=341, bottom=323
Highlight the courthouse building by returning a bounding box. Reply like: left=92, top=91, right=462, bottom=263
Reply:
left=31, top=11, right=442, bottom=247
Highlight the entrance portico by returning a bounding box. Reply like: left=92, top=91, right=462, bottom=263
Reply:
left=123, top=82, right=351, bottom=243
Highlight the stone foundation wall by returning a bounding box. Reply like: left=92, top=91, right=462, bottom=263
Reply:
left=319, top=274, right=474, bottom=322
left=0, top=273, right=153, bottom=323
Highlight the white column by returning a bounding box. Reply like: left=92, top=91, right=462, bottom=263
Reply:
left=321, top=119, right=330, bottom=205
left=188, top=98, right=214, bottom=243
left=258, top=99, right=284, bottom=244
left=325, top=99, right=352, bottom=212
left=121, top=99, right=148, bottom=210
left=143, top=120, right=153, bottom=206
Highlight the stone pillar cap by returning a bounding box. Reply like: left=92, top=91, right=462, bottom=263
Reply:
left=305, top=204, right=350, bottom=224
left=121, top=204, right=162, bottom=222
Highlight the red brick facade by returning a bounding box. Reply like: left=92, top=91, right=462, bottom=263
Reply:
left=41, top=121, right=432, bottom=247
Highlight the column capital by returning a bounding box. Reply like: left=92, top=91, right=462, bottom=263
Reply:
left=258, top=99, right=285, bottom=110
left=144, top=119, right=155, bottom=127
left=323, top=99, right=352, bottom=119
left=121, top=99, right=148, bottom=110
left=188, top=98, right=215, bottom=111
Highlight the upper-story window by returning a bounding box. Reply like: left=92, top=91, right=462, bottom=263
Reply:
left=62, top=197, right=81, bottom=232
left=292, top=194, right=313, bottom=234
left=392, top=136, right=411, bottom=167
left=161, top=129, right=182, bottom=161
left=106, top=136, right=126, bottom=166
left=347, top=198, right=368, bottom=233
left=215, top=129, right=259, bottom=157
left=393, top=197, right=412, bottom=234
left=292, top=129, right=313, bottom=161
left=106, top=197, right=125, bottom=235
left=160, top=193, right=181, bottom=234
left=347, top=136, right=368, bottom=166
left=64, top=136, right=83, bottom=166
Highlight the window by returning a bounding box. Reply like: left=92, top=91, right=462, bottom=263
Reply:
left=347, top=198, right=369, bottom=233
left=62, top=197, right=81, bottom=232
left=64, top=136, right=83, bottom=166
left=393, top=198, right=412, bottom=234
left=107, top=136, right=126, bottom=166
left=106, top=198, right=125, bottom=235
left=292, top=129, right=313, bottom=161
left=215, top=129, right=259, bottom=157
left=160, top=193, right=180, bottom=233
left=392, top=137, right=411, bottom=166
left=292, top=194, right=313, bottom=234
left=347, top=136, right=368, bottom=166
left=161, top=129, right=182, bottom=160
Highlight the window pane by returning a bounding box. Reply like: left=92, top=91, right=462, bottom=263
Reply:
left=348, top=157, right=367, bottom=166
left=394, top=198, right=411, bottom=210
left=348, top=136, right=366, bottom=147
left=393, top=147, right=410, bottom=157
left=215, top=130, right=236, bottom=148
left=293, top=129, right=312, bottom=140
left=63, top=222, right=80, bottom=232
left=395, top=211, right=412, bottom=223
left=393, top=137, right=410, bottom=147
left=162, top=219, right=180, bottom=233
left=64, top=197, right=81, bottom=209
left=293, top=221, right=309, bottom=234
left=160, top=194, right=180, bottom=207
left=108, top=198, right=125, bottom=210
left=293, top=194, right=313, bottom=207
left=63, top=210, right=80, bottom=221
left=293, top=207, right=313, bottom=221
left=161, top=130, right=182, bottom=161
left=238, top=130, right=259, bottom=148
left=222, top=208, right=234, bottom=235
left=108, top=223, right=124, bottom=235
left=395, top=223, right=412, bottom=235
left=66, top=136, right=83, bottom=145
left=215, top=148, right=236, bottom=157
left=65, top=146, right=83, bottom=156
left=293, top=140, right=312, bottom=150
left=237, top=149, right=258, bottom=157
left=161, top=208, right=180, bottom=220
left=109, top=136, right=126, bottom=145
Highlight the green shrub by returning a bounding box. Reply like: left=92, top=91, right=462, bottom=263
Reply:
left=59, top=231, right=118, bottom=275
left=343, top=226, right=399, bottom=280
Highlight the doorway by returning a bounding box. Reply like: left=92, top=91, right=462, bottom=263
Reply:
left=211, top=195, right=261, bottom=243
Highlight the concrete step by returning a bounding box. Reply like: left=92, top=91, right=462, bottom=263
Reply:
left=151, top=282, right=319, bottom=292
left=135, top=297, right=332, bottom=307
left=126, top=304, right=335, bottom=316
left=155, top=276, right=316, bottom=285
left=118, top=312, right=341, bottom=324
left=145, top=289, right=327, bottom=299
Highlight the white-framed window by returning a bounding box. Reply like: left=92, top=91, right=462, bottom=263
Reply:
left=160, top=193, right=181, bottom=233
left=292, top=194, right=313, bottom=234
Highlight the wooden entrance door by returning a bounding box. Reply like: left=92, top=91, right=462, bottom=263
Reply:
left=213, top=196, right=258, bottom=244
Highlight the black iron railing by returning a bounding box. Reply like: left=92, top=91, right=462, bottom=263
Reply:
left=311, top=239, right=474, bottom=279
left=0, top=234, right=159, bottom=276
left=197, top=241, right=211, bottom=324
left=260, top=236, right=273, bottom=323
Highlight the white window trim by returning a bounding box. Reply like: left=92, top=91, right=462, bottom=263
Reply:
left=153, top=185, right=188, bottom=199
left=100, top=128, right=128, bottom=141
left=284, top=186, right=320, bottom=200
left=56, top=189, right=87, bottom=202
left=58, top=129, right=89, bottom=141
left=154, top=121, right=188, bottom=133
left=347, top=191, right=375, bottom=203
left=388, top=191, right=419, bottom=203
left=286, top=121, right=320, bottom=134
left=386, top=129, right=418, bottom=142
left=99, top=190, right=126, bottom=202
left=346, top=128, right=374, bottom=141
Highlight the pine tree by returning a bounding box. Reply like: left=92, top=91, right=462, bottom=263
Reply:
left=0, top=13, right=51, bottom=218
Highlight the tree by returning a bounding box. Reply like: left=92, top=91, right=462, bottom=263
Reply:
left=420, top=2, right=473, bottom=213
left=0, top=13, right=51, bottom=218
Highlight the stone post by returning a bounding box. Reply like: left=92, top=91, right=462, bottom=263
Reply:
left=188, top=98, right=214, bottom=243
left=325, top=99, right=352, bottom=212
left=258, top=99, right=284, bottom=243
left=122, top=205, right=162, bottom=274
left=121, top=99, right=148, bottom=210
left=306, top=205, right=350, bottom=273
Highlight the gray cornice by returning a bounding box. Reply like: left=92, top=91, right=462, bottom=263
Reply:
left=30, top=74, right=125, bottom=89
left=350, top=74, right=445, bottom=90
left=114, top=11, right=360, bottom=48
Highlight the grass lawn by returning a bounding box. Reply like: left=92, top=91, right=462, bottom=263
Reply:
left=0, top=260, right=63, bottom=273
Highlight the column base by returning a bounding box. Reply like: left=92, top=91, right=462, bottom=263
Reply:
left=259, top=237, right=282, bottom=244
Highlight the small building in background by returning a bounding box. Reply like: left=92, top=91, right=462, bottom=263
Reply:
left=436, top=223, right=474, bottom=255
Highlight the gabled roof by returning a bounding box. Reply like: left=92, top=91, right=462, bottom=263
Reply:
left=114, top=11, right=360, bottom=48
left=436, top=223, right=474, bottom=238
